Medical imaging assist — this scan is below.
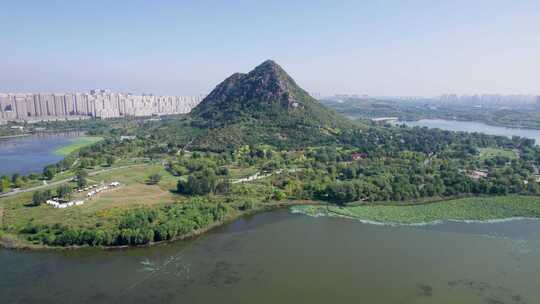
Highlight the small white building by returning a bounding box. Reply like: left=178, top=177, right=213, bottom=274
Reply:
left=470, top=170, right=488, bottom=180
left=46, top=198, right=86, bottom=208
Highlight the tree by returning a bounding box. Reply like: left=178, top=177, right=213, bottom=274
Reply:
left=215, top=179, right=230, bottom=194
left=272, top=189, right=286, bottom=201
left=80, top=159, right=90, bottom=169
left=11, top=173, right=20, bottom=183
left=32, top=190, right=52, bottom=206
left=56, top=184, right=73, bottom=199
left=0, top=176, right=10, bottom=193
left=13, top=176, right=24, bottom=188
left=147, top=173, right=162, bottom=185
left=239, top=200, right=255, bottom=211
left=76, top=170, right=88, bottom=188
left=216, top=166, right=230, bottom=176
left=10, top=173, right=24, bottom=188
left=43, top=165, right=56, bottom=180
left=177, top=169, right=218, bottom=195
left=105, top=156, right=115, bottom=167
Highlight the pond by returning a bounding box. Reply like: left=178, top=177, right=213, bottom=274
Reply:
left=404, top=119, right=540, bottom=145
left=0, top=132, right=85, bottom=176
left=1, top=209, right=539, bottom=303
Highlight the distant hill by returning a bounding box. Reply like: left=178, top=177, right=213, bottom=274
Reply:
left=189, top=60, right=355, bottom=150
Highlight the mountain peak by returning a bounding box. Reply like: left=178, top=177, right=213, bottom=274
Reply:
left=253, top=59, right=282, bottom=72
left=188, top=60, right=352, bottom=150
left=249, top=60, right=290, bottom=87
left=192, top=60, right=301, bottom=120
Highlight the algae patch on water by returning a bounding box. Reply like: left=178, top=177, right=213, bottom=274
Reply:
left=291, top=196, right=540, bottom=225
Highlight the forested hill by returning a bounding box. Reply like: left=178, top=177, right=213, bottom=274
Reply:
left=187, top=60, right=357, bottom=151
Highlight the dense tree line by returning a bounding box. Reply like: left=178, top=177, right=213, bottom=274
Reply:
left=23, top=198, right=233, bottom=247
left=177, top=168, right=230, bottom=195
left=270, top=144, right=540, bottom=204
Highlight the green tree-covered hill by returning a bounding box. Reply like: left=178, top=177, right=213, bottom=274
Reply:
left=189, top=60, right=357, bottom=150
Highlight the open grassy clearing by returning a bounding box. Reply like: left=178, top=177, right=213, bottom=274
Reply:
left=478, top=148, right=517, bottom=161
left=53, top=136, right=103, bottom=156
left=292, top=196, right=540, bottom=224
left=0, top=163, right=182, bottom=232
left=228, top=165, right=259, bottom=179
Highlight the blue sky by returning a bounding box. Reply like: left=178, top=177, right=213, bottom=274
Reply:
left=1, top=0, right=539, bottom=97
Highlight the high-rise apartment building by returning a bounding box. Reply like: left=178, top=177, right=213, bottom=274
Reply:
left=0, top=92, right=202, bottom=123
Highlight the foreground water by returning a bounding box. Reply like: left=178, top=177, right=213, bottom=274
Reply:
left=404, top=119, right=540, bottom=145
left=1, top=210, right=539, bottom=303
left=0, top=132, right=84, bottom=176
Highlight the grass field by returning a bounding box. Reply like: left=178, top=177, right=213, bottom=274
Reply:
left=0, top=163, right=181, bottom=232
left=478, top=148, right=517, bottom=161
left=292, top=196, right=540, bottom=224
left=53, top=136, right=103, bottom=156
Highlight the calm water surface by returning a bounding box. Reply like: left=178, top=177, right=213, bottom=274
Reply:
left=1, top=210, right=539, bottom=304
left=0, top=132, right=83, bottom=176
left=404, top=119, right=540, bottom=145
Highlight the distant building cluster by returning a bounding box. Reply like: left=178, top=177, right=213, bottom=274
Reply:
left=438, top=94, right=538, bottom=107
left=0, top=90, right=202, bottom=123
left=323, top=93, right=540, bottom=111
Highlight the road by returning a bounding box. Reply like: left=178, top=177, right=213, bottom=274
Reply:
left=231, top=168, right=300, bottom=184
left=0, top=164, right=147, bottom=199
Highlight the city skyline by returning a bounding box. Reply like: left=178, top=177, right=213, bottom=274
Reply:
left=0, top=91, right=202, bottom=122
left=1, top=1, right=540, bottom=96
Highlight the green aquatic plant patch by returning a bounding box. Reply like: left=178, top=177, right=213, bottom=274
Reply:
left=53, top=137, right=103, bottom=156
left=292, top=196, right=540, bottom=224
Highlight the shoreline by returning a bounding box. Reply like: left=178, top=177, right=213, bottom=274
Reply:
left=292, top=207, right=540, bottom=227
left=0, top=200, right=319, bottom=251
left=52, top=136, right=103, bottom=156
left=0, top=133, right=31, bottom=140
left=0, top=129, right=90, bottom=140
left=4, top=195, right=540, bottom=251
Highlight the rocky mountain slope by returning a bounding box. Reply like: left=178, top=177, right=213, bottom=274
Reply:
left=189, top=60, right=355, bottom=150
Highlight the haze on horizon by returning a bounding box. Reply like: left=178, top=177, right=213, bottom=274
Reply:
left=1, top=0, right=539, bottom=97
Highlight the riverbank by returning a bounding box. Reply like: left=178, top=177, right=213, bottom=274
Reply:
left=291, top=196, right=540, bottom=225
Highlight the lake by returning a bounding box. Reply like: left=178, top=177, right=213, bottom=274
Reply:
left=0, top=132, right=84, bottom=176
left=1, top=209, right=539, bottom=303
left=404, top=119, right=540, bottom=145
